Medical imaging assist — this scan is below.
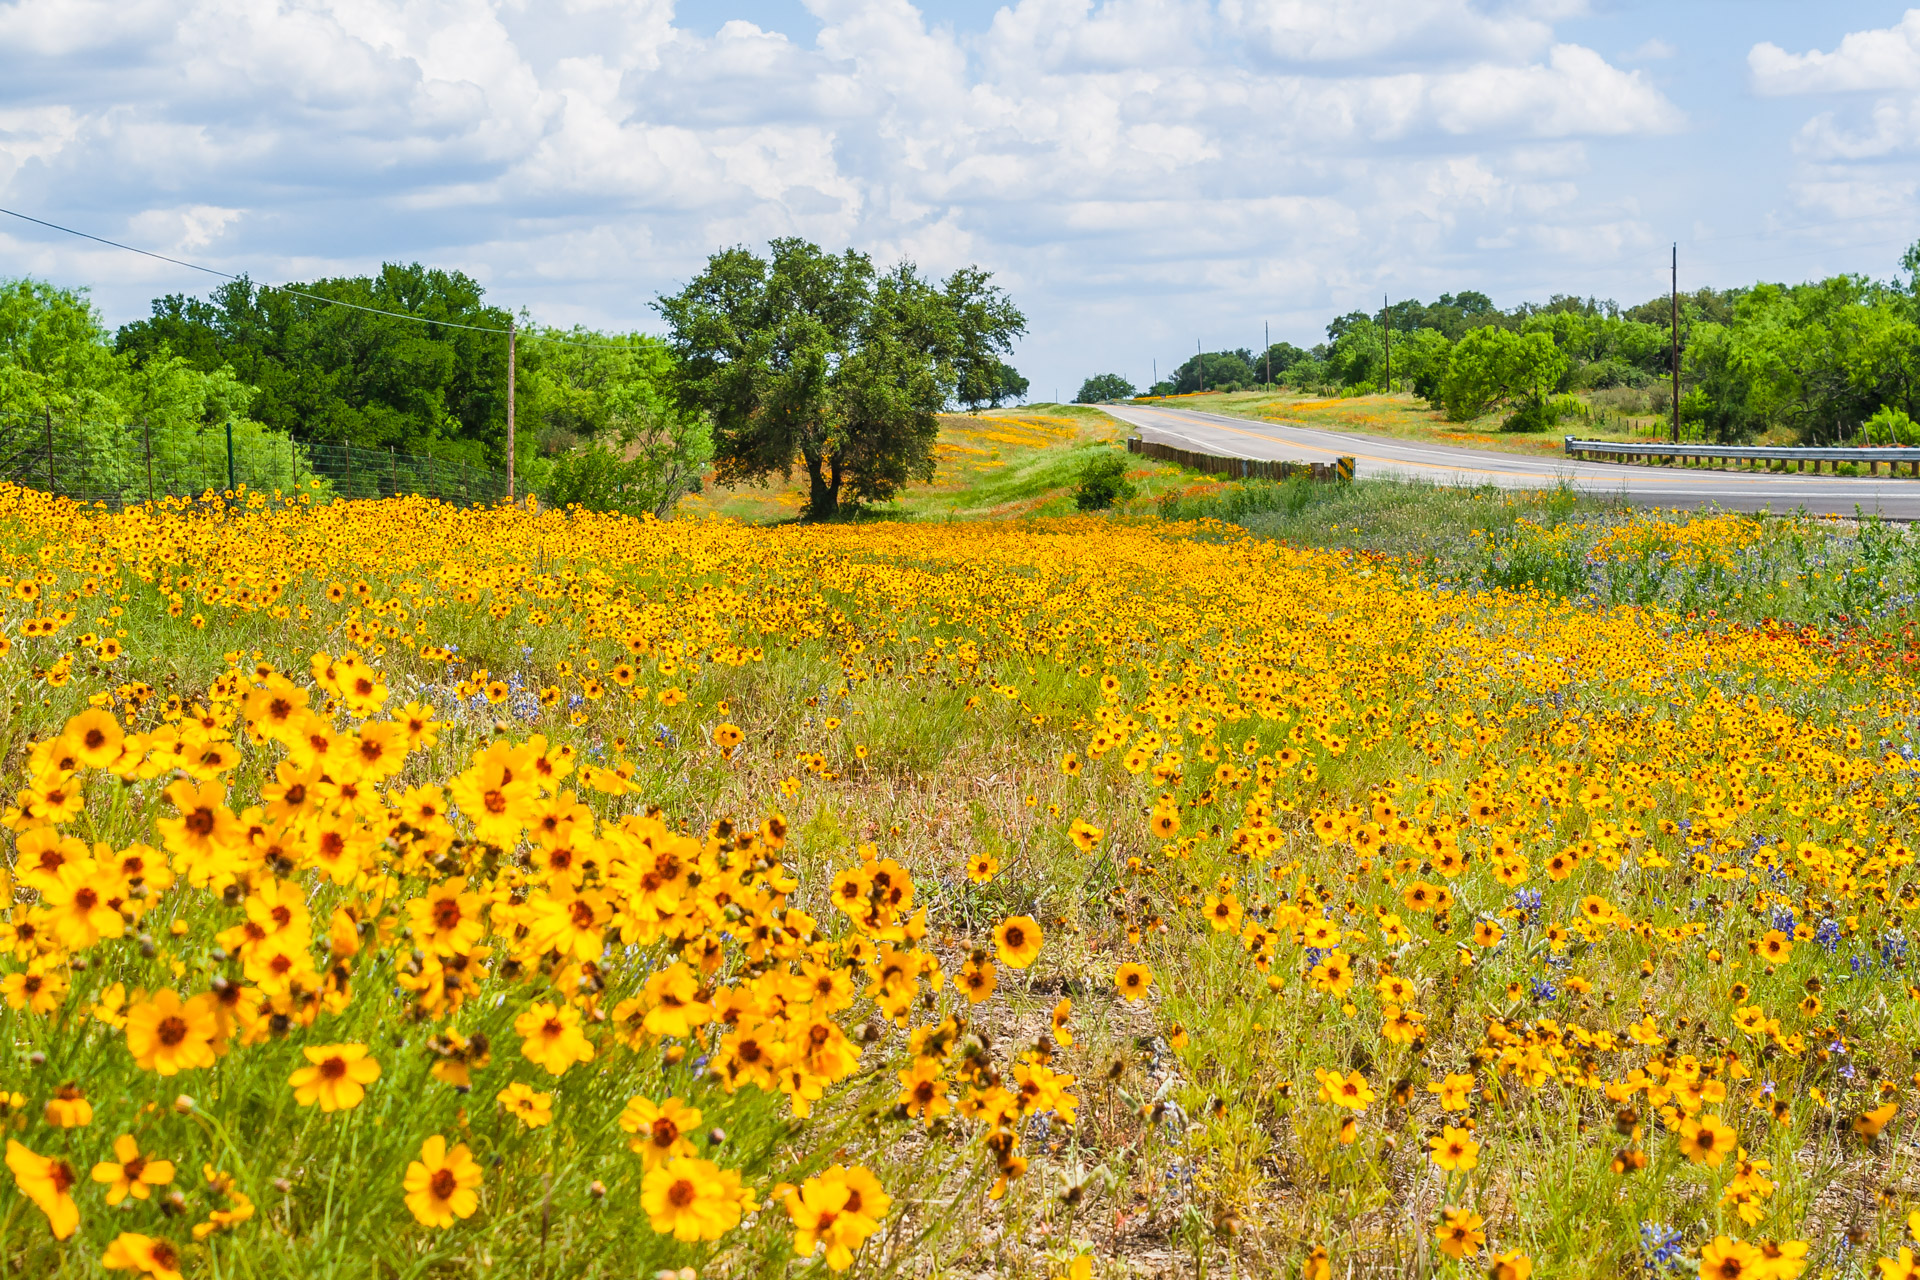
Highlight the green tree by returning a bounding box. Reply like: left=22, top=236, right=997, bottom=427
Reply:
left=1, top=278, right=314, bottom=500
left=1171, top=351, right=1254, bottom=393
left=1394, top=329, right=1454, bottom=402
left=1074, top=373, right=1135, bottom=403
left=1325, top=318, right=1385, bottom=390
left=116, top=265, right=514, bottom=467
left=657, top=239, right=1024, bottom=519
left=521, top=330, right=712, bottom=518
left=1437, top=327, right=1568, bottom=427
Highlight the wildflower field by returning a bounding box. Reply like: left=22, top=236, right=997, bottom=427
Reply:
left=2, top=478, right=1920, bottom=1280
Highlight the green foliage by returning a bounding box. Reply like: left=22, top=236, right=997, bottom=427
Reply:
left=656, top=239, right=1025, bottom=520
left=1, top=278, right=318, bottom=500
left=1074, top=373, right=1135, bottom=403
left=115, top=265, right=513, bottom=466
left=519, top=330, right=711, bottom=517
left=1072, top=449, right=1135, bottom=511
left=1169, top=350, right=1255, bottom=393
left=1437, top=327, right=1569, bottom=424
left=1391, top=327, right=1453, bottom=400
left=1863, top=404, right=1919, bottom=445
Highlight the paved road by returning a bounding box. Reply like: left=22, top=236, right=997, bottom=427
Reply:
left=1105, top=403, right=1920, bottom=519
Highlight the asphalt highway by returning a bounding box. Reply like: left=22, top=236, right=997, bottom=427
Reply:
left=1104, top=403, right=1920, bottom=519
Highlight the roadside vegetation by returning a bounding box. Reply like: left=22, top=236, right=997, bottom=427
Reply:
left=1098, top=239, right=1920, bottom=450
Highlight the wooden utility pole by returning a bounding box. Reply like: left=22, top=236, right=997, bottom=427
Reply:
left=1264, top=321, right=1271, bottom=388
left=1670, top=244, right=1680, bottom=445
left=1197, top=339, right=1204, bottom=393
left=506, top=319, right=517, bottom=500
left=1383, top=292, right=1391, bottom=393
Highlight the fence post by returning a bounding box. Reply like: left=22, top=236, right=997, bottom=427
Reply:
left=143, top=417, right=154, bottom=504
left=390, top=447, right=398, bottom=497
left=44, top=410, right=54, bottom=494
left=345, top=439, right=353, bottom=497
left=225, top=421, right=236, bottom=494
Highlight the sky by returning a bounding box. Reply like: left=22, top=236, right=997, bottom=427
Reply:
left=3, top=0, right=1920, bottom=399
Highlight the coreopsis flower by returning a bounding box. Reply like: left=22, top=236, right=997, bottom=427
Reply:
left=1679, top=1114, right=1738, bottom=1168
left=124, top=990, right=219, bottom=1076
left=92, top=1135, right=176, bottom=1205
left=897, top=1059, right=951, bottom=1123
left=619, top=1096, right=701, bottom=1168
left=993, top=915, right=1043, bottom=969
left=39, top=859, right=125, bottom=949
left=61, top=707, right=125, bottom=768
left=1486, top=1249, right=1533, bottom=1280
left=6, top=1140, right=78, bottom=1238
left=44, top=1082, right=90, bottom=1128
left=1427, top=1073, right=1474, bottom=1111
left=1115, top=963, right=1152, bottom=1001
left=1428, top=1126, right=1478, bottom=1172
left=514, top=1001, right=596, bottom=1076
left=496, top=1082, right=553, bottom=1130
left=1699, top=1237, right=1764, bottom=1280
left=402, top=1136, right=483, bottom=1228
left=641, top=1156, right=751, bottom=1242
left=784, top=1163, right=891, bottom=1271
left=100, top=1233, right=185, bottom=1280
left=288, top=1043, right=381, bottom=1112
left=1051, top=998, right=1075, bottom=1047
left=1315, top=1068, right=1374, bottom=1111
left=1433, top=1206, right=1484, bottom=1260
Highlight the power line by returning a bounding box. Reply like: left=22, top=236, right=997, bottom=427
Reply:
left=0, top=205, right=651, bottom=350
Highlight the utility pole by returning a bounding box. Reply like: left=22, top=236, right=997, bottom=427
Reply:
left=1264, top=321, right=1271, bottom=388
left=1670, top=244, right=1680, bottom=444
left=506, top=318, right=517, bottom=501
left=1152, top=358, right=1157, bottom=392
left=1197, top=339, right=1204, bottom=393
left=1383, top=292, right=1391, bottom=394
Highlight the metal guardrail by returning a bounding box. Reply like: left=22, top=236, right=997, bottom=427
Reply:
left=1565, top=437, right=1920, bottom=476
left=1129, top=436, right=1354, bottom=482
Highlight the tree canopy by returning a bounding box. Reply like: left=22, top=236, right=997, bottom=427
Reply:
left=1074, top=373, right=1135, bottom=403
left=656, top=238, right=1026, bottom=519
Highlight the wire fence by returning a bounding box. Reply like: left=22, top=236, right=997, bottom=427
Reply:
left=0, top=409, right=523, bottom=509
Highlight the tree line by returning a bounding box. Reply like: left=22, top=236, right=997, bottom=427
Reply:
left=0, top=239, right=1028, bottom=518
left=1077, top=242, right=1920, bottom=444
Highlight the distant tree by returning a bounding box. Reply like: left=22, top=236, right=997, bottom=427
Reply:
left=1, top=277, right=314, bottom=499
left=1171, top=351, right=1255, bottom=393
left=116, top=265, right=514, bottom=467
left=1394, top=329, right=1454, bottom=401
left=523, top=330, right=712, bottom=517
left=1074, top=373, right=1135, bottom=403
left=1437, top=327, right=1567, bottom=426
left=1257, top=342, right=1308, bottom=383
left=1325, top=319, right=1385, bottom=389
left=990, top=361, right=1029, bottom=406
left=942, top=267, right=1029, bottom=409
left=657, top=238, right=1025, bottom=519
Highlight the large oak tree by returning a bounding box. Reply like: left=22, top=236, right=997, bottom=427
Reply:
left=656, top=239, right=1025, bottom=519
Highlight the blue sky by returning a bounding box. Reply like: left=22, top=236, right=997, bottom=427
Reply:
left=3, top=0, right=1918, bottom=399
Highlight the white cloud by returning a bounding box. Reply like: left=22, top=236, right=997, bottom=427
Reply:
left=1628, top=38, right=1674, bottom=61
left=1748, top=10, right=1920, bottom=225
left=1751, top=11, right=1920, bottom=94
left=0, top=0, right=1687, bottom=391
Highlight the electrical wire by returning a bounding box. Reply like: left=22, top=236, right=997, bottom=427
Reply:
left=0, top=206, right=653, bottom=351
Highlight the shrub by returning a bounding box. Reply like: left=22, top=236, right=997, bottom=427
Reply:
left=1073, top=450, right=1135, bottom=511
left=1863, top=405, right=1918, bottom=445
left=1502, top=394, right=1580, bottom=434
